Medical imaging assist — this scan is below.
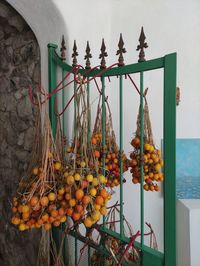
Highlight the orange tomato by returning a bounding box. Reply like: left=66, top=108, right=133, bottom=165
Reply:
left=57, top=195, right=64, bottom=201
left=72, top=212, right=81, bottom=221
left=21, top=205, right=30, bottom=213
left=91, top=138, right=97, bottom=145
left=42, top=213, right=49, bottom=222
left=22, top=212, right=30, bottom=221
left=132, top=177, right=139, bottom=184
left=49, top=216, right=55, bottom=223
left=111, top=153, right=116, bottom=159
left=40, top=196, right=49, bottom=207
left=100, top=206, right=107, bottom=216
left=94, top=150, right=100, bottom=158
left=48, top=204, right=56, bottom=212
left=51, top=210, right=58, bottom=218
left=58, top=208, right=65, bottom=216
left=84, top=217, right=93, bottom=228
left=100, top=189, right=108, bottom=199
left=69, top=198, right=76, bottom=207
left=95, top=196, right=104, bottom=206
left=58, top=187, right=65, bottom=195
left=75, top=189, right=84, bottom=200
left=30, top=196, right=39, bottom=207
left=82, top=195, right=90, bottom=205
left=66, top=208, right=73, bottom=216
left=150, top=185, right=155, bottom=191
left=76, top=204, right=84, bottom=213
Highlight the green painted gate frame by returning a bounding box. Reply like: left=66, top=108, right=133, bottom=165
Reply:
left=48, top=43, right=176, bottom=266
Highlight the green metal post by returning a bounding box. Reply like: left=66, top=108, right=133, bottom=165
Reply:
left=164, top=53, right=177, bottom=266
left=119, top=75, right=124, bottom=237
left=48, top=43, right=58, bottom=137
left=140, top=71, right=144, bottom=264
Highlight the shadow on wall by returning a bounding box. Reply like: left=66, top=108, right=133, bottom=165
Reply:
left=0, top=1, right=41, bottom=265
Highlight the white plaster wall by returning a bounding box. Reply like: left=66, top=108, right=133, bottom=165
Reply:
left=177, top=200, right=190, bottom=266
left=177, top=200, right=200, bottom=266
left=6, top=0, right=200, bottom=253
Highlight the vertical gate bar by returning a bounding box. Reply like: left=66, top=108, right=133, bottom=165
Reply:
left=140, top=71, right=144, bottom=260
left=48, top=44, right=60, bottom=257
left=164, top=53, right=177, bottom=266
left=101, top=76, right=106, bottom=266
left=87, top=78, right=91, bottom=142
left=73, top=75, right=78, bottom=266
left=75, top=238, right=78, bottom=266
left=87, top=77, right=91, bottom=265
left=101, top=76, right=106, bottom=226
left=61, top=68, right=69, bottom=266
left=88, top=246, right=91, bottom=266
left=119, top=75, right=124, bottom=237
left=62, top=69, right=66, bottom=135
left=74, top=75, right=77, bottom=135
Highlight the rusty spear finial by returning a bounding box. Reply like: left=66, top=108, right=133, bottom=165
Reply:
left=116, top=33, right=126, bottom=66
left=60, top=35, right=66, bottom=61
left=72, top=40, right=78, bottom=66
left=84, top=41, right=92, bottom=69
left=136, top=27, right=148, bottom=62
left=99, top=38, right=108, bottom=68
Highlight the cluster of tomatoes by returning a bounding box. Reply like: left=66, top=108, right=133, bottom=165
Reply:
left=129, top=136, right=164, bottom=192
left=11, top=158, right=111, bottom=231
left=91, top=133, right=129, bottom=187
left=64, top=171, right=111, bottom=228
left=11, top=161, right=67, bottom=231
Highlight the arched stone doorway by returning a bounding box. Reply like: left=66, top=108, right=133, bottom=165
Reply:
left=0, top=1, right=41, bottom=265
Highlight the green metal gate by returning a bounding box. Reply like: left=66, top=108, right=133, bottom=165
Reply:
left=47, top=29, right=176, bottom=266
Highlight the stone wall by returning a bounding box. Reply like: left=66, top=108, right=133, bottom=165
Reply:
left=0, top=1, right=41, bottom=265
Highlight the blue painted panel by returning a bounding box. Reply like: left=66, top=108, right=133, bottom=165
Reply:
left=176, top=139, right=200, bottom=178
left=176, top=139, right=200, bottom=199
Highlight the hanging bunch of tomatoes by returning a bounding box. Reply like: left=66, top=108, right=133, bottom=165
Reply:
left=11, top=112, right=68, bottom=231
left=64, top=83, right=112, bottom=228
left=129, top=96, right=164, bottom=192
left=91, top=96, right=129, bottom=188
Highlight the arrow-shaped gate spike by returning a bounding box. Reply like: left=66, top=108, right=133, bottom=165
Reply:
left=84, top=41, right=92, bottom=69
left=116, top=33, right=126, bottom=66
left=72, top=40, right=78, bottom=66
left=60, top=35, right=66, bottom=61
left=99, top=38, right=108, bottom=68
left=136, top=26, right=148, bottom=62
